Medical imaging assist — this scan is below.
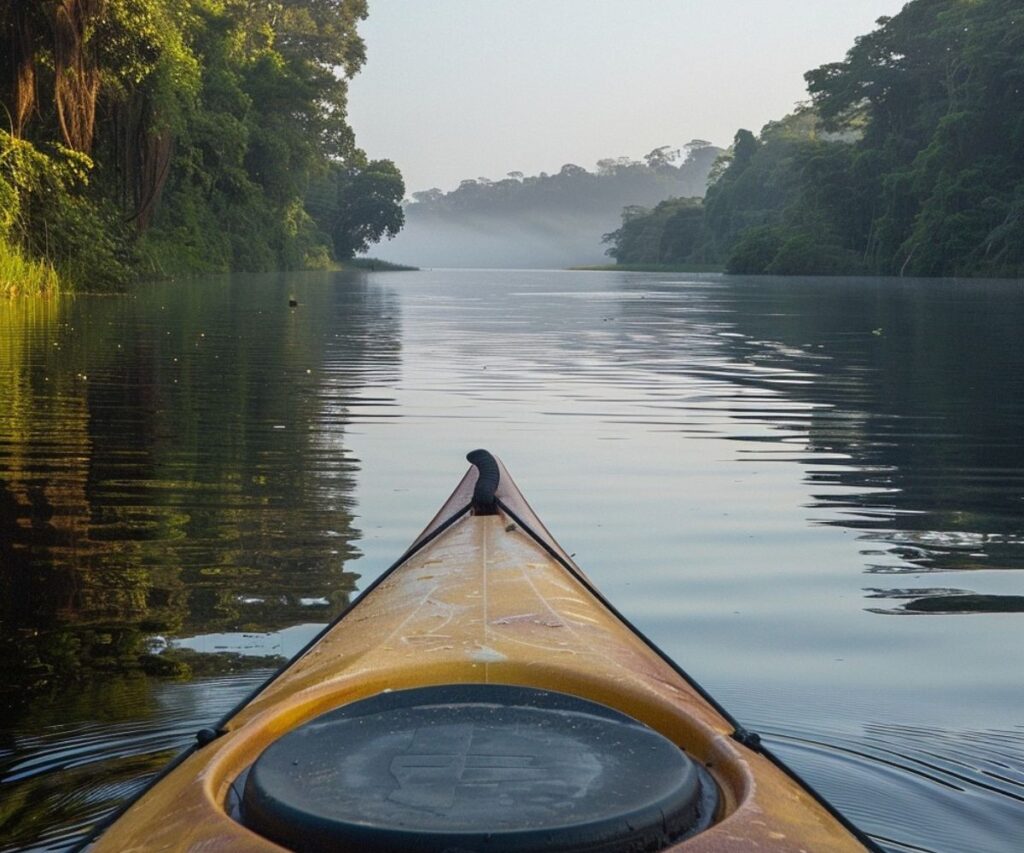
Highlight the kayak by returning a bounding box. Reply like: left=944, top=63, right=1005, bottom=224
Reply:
left=81, top=450, right=879, bottom=852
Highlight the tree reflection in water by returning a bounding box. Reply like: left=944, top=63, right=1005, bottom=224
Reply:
left=0, top=272, right=399, bottom=709
left=606, top=276, right=1024, bottom=613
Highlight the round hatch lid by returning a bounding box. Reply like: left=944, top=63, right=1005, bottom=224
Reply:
left=240, top=684, right=715, bottom=853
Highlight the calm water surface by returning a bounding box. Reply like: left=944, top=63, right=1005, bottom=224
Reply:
left=1, top=270, right=1023, bottom=851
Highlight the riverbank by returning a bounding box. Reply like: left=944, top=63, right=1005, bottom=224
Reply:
left=1, top=240, right=60, bottom=297
left=0, top=249, right=417, bottom=299
left=344, top=257, right=419, bottom=272
left=570, top=262, right=724, bottom=273
left=0, top=0, right=404, bottom=301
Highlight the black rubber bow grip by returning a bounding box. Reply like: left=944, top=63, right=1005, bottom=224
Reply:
left=467, top=449, right=500, bottom=514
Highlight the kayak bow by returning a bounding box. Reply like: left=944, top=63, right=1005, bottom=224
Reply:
left=83, top=450, right=878, bottom=852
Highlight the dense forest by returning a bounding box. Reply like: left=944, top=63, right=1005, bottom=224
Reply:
left=605, top=0, right=1024, bottom=278
left=380, top=142, right=721, bottom=269
left=0, top=0, right=404, bottom=295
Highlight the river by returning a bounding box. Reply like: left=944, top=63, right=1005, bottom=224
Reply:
left=1, top=269, right=1023, bottom=852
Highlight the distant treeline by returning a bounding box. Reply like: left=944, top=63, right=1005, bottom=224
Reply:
left=605, top=0, right=1024, bottom=278
left=0, top=1, right=403, bottom=294
left=379, top=143, right=721, bottom=269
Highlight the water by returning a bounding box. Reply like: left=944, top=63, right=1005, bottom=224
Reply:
left=1, top=270, right=1023, bottom=851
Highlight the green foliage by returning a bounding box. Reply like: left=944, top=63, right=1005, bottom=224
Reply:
left=726, top=226, right=785, bottom=274
left=602, top=198, right=704, bottom=265
left=0, top=1, right=400, bottom=290
left=1, top=130, right=132, bottom=291
left=344, top=257, right=418, bottom=271
left=764, top=230, right=858, bottom=276
left=97, top=0, right=201, bottom=101
left=606, top=0, right=1024, bottom=278
left=805, top=0, right=1024, bottom=276
left=306, top=159, right=405, bottom=259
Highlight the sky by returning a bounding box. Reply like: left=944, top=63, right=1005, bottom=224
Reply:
left=346, top=0, right=909, bottom=195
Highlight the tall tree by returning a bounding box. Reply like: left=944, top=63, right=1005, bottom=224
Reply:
left=1, top=0, right=404, bottom=288
left=308, top=159, right=405, bottom=259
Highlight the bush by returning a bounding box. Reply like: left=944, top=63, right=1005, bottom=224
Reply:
left=726, top=225, right=786, bottom=274
left=765, top=232, right=863, bottom=276
left=1, top=131, right=133, bottom=292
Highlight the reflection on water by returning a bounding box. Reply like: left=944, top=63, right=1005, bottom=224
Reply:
left=665, top=278, right=1024, bottom=623
left=706, top=280, right=1024, bottom=584
left=0, top=273, right=394, bottom=849
left=0, top=673, right=268, bottom=852
left=1, top=270, right=1022, bottom=852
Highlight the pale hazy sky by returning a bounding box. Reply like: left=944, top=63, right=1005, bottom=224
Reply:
left=347, top=0, right=908, bottom=194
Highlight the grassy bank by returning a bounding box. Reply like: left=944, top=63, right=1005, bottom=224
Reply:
left=570, top=263, right=724, bottom=273
left=1, top=240, right=60, bottom=297
left=0, top=244, right=417, bottom=298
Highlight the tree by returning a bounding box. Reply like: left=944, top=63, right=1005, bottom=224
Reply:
left=803, top=0, right=1024, bottom=275
left=310, top=159, right=405, bottom=259
left=607, top=1, right=1024, bottom=278
left=732, top=130, right=758, bottom=169
left=0, top=0, right=404, bottom=287
left=643, top=146, right=680, bottom=169
left=725, top=225, right=784, bottom=274
left=603, top=198, right=704, bottom=264
left=412, top=188, right=444, bottom=204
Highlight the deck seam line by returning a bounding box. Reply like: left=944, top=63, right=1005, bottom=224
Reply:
left=482, top=516, right=489, bottom=682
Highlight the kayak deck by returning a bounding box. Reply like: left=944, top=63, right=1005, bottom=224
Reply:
left=87, top=455, right=873, bottom=852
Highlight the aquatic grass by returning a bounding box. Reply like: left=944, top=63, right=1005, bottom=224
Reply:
left=1, top=238, right=60, bottom=297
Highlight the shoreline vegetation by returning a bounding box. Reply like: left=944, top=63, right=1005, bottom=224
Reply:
left=344, top=257, right=418, bottom=272
left=570, top=263, right=724, bottom=274
left=0, top=240, right=60, bottom=297
left=601, top=1, right=1024, bottom=279
left=1, top=1, right=404, bottom=297
left=5, top=1, right=1023, bottom=292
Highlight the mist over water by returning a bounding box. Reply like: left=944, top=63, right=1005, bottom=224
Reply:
left=376, top=211, right=617, bottom=268
left=377, top=147, right=720, bottom=269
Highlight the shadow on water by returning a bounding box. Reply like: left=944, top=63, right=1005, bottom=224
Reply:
left=704, top=278, right=1024, bottom=616
left=0, top=271, right=399, bottom=849
left=865, top=590, right=1024, bottom=615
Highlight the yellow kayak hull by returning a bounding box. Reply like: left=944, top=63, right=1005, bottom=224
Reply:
left=88, top=455, right=872, bottom=852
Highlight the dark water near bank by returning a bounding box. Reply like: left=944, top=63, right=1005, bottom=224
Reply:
left=1, top=270, right=1023, bottom=851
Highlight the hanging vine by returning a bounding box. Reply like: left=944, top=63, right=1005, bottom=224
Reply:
left=52, top=0, right=104, bottom=153
left=111, top=92, right=173, bottom=230
left=0, top=1, right=43, bottom=137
